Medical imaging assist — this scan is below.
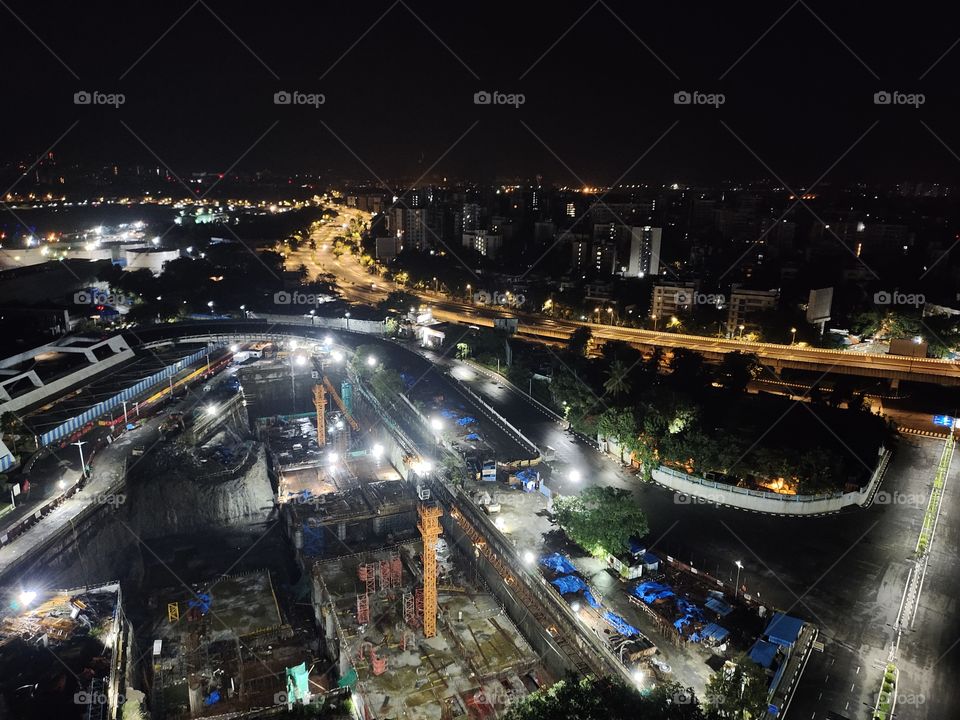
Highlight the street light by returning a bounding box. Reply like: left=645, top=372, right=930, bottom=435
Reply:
left=72, top=441, right=87, bottom=479
left=738, top=324, right=745, bottom=340
left=372, top=443, right=384, bottom=459
left=366, top=355, right=377, bottom=367
left=569, top=469, right=582, bottom=483
left=523, top=550, right=535, bottom=566
left=790, top=327, right=797, bottom=345
left=734, top=560, right=743, bottom=598
left=632, top=669, right=643, bottom=688
left=295, top=354, right=307, bottom=366
left=206, top=404, right=217, bottom=416
left=651, top=314, right=658, bottom=331
left=18, top=590, right=37, bottom=607
left=431, top=417, right=443, bottom=432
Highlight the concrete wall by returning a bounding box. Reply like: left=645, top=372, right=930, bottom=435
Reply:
left=651, top=451, right=891, bottom=515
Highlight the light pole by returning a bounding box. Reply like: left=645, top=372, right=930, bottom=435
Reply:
left=122, top=400, right=128, bottom=425
left=466, top=284, right=471, bottom=302
left=738, top=324, right=745, bottom=340
left=790, top=327, right=797, bottom=345
left=344, top=311, right=351, bottom=330
left=73, top=441, right=87, bottom=479
left=651, top=314, right=658, bottom=331
left=734, top=560, right=743, bottom=598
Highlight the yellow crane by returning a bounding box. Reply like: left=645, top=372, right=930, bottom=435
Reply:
left=313, top=384, right=326, bottom=446
left=417, top=499, right=443, bottom=638
left=323, top=376, right=359, bottom=431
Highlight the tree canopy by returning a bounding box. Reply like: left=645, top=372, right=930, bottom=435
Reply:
left=553, top=486, right=649, bottom=557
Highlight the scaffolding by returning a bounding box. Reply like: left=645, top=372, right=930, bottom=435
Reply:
left=390, top=551, right=402, bottom=589
left=403, top=591, right=418, bottom=628
left=417, top=502, right=443, bottom=638
left=313, top=384, right=326, bottom=446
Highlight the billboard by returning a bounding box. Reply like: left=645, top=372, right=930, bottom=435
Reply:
left=806, top=287, right=833, bottom=324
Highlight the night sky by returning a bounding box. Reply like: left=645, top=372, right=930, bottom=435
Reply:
left=4, top=1, right=960, bottom=184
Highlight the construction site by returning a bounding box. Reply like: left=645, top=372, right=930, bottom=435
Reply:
left=147, top=569, right=320, bottom=719
left=310, top=530, right=544, bottom=720
left=0, top=583, right=132, bottom=720
left=242, top=341, right=550, bottom=719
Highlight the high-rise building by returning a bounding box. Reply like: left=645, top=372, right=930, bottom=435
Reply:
left=626, top=226, right=662, bottom=277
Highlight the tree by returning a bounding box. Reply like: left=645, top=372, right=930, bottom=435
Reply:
left=552, top=486, right=648, bottom=557
left=597, top=407, right=638, bottom=463
left=377, top=290, right=420, bottom=315
left=603, top=360, right=632, bottom=398
left=668, top=348, right=707, bottom=390
left=502, top=676, right=704, bottom=720
left=567, top=326, right=592, bottom=357
left=704, top=655, right=769, bottom=720
left=715, top=352, right=762, bottom=393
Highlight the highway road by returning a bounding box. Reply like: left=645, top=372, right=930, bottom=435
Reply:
left=286, top=211, right=960, bottom=387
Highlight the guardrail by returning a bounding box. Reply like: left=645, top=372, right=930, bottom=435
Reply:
left=652, top=450, right=891, bottom=515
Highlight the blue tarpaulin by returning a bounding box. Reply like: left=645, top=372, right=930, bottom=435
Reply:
left=439, top=408, right=458, bottom=419
left=204, top=691, right=221, bottom=706
left=603, top=611, right=640, bottom=637
left=705, top=597, right=733, bottom=617
left=633, top=581, right=675, bottom=604
left=188, top=593, right=212, bottom=614
left=691, top=622, right=729, bottom=643
left=748, top=639, right=779, bottom=669
left=673, top=597, right=705, bottom=635
left=457, top=416, right=476, bottom=426
left=765, top=613, right=803, bottom=648
left=540, top=553, right=577, bottom=575
left=465, top=433, right=480, bottom=440
left=551, top=575, right=588, bottom=595
left=584, top=588, right=600, bottom=609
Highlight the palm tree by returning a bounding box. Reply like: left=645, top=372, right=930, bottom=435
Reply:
left=603, top=360, right=632, bottom=398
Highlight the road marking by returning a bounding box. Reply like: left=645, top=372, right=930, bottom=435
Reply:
left=856, top=665, right=860, bottom=674
left=849, top=683, right=855, bottom=692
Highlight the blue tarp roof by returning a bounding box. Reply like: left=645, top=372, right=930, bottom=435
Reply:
left=515, top=468, right=539, bottom=482
left=633, top=581, right=675, bottom=604
left=748, top=639, right=780, bottom=669
left=584, top=588, right=600, bottom=609
left=457, top=416, right=476, bottom=426
left=552, top=575, right=588, bottom=595
left=628, top=537, right=646, bottom=556
left=642, top=552, right=660, bottom=566
left=465, top=433, right=480, bottom=440
left=765, top=612, right=803, bottom=647
left=540, top=553, right=577, bottom=575
left=705, top=597, right=733, bottom=617
left=603, top=611, right=640, bottom=637
left=692, top=622, right=729, bottom=643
